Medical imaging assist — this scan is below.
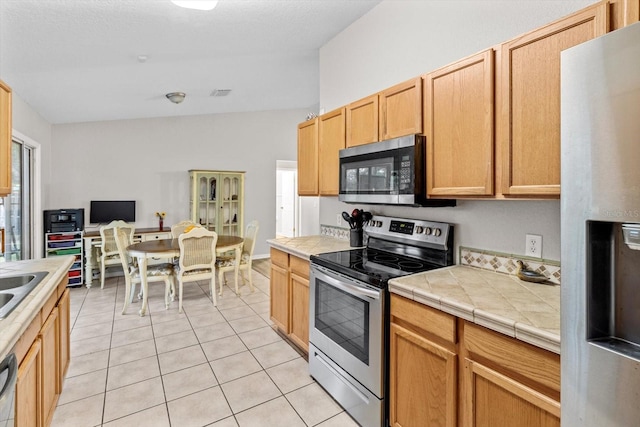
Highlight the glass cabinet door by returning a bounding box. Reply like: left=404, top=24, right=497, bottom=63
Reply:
left=219, top=174, right=242, bottom=236
left=190, top=170, right=244, bottom=236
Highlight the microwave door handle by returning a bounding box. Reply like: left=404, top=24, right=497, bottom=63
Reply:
left=315, top=268, right=380, bottom=300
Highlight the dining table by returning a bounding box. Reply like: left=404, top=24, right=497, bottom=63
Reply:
left=126, top=235, right=244, bottom=316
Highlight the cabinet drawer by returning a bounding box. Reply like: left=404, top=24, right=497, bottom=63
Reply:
left=41, top=289, right=57, bottom=321
left=14, top=313, right=41, bottom=364
left=289, top=256, right=309, bottom=279
left=56, top=276, right=68, bottom=298
left=270, top=248, right=289, bottom=268
left=391, top=294, right=457, bottom=344
left=463, top=321, right=560, bottom=396
left=141, top=232, right=171, bottom=241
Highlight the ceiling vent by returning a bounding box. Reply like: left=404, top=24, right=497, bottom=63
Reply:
left=210, top=89, right=232, bottom=97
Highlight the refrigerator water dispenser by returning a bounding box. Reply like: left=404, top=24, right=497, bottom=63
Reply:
left=587, top=221, right=640, bottom=360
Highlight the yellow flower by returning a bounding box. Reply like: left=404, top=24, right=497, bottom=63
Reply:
left=155, top=211, right=166, bottom=219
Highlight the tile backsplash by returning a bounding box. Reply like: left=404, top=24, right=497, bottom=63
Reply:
left=460, top=246, right=561, bottom=285
left=320, top=224, right=350, bottom=240
left=318, top=227, right=561, bottom=285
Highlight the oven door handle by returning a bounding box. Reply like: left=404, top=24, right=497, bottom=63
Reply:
left=313, top=267, right=380, bottom=300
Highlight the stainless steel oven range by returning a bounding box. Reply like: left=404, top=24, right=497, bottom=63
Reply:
left=309, top=215, right=454, bottom=427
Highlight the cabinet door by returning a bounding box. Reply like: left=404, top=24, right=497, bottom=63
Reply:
left=318, top=107, right=345, bottom=196
left=389, top=323, right=457, bottom=427
left=609, top=0, right=640, bottom=30
left=425, top=50, right=495, bottom=197
left=346, top=94, right=379, bottom=147
left=270, top=262, right=289, bottom=333
left=217, top=173, right=244, bottom=236
left=289, top=272, right=309, bottom=352
left=297, top=119, right=319, bottom=195
left=190, top=172, right=220, bottom=231
left=380, top=77, right=422, bottom=140
left=499, top=3, right=608, bottom=196
left=463, top=358, right=560, bottom=427
left=0, top=80, right=11, bottom=197
left=40, top=307, right=59, bottom=427
left=58, top=289, right=70, bottom=389
left=16, top=338, right=41, bottom=427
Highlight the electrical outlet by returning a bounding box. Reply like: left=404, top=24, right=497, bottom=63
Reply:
left=525, top=234, right=542, bottom=258
left=337, top=213, right=342, bottom=226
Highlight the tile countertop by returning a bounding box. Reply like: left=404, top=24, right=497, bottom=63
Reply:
left=389, top=265, right=560, bottom=354
left=267, top=235, right=354, bottom=259
left=0, top=256, right=74, bottom=361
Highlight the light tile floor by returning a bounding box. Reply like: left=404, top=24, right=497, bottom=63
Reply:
left=53, top=269, right=359, bottom=427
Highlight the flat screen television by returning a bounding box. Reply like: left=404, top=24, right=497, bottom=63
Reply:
left=89, top=200, right=136, bottom=224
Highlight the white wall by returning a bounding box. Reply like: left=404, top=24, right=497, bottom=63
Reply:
left=50, top=109, right=305, bottom=257
left=318, top=0, right=595, bottom=262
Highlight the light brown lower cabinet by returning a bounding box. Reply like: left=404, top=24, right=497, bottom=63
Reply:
left=462, top=322, right=560, bottom=427
left=16, top=338, right=41, bottom=427
left=270, top=248, right=289, bottom=332
left=14, top=277, right=70, bottom=427
left=389, top=295, right=560, bottom=427
left=40, top=307, right=59, bottom=427
left=269, top=248, right=310, bottom=353
left=389, top=295, right=457, bottom=427
left=288, top=257, right=309, bottom=352
left=57, top=289, right=70, bottom=388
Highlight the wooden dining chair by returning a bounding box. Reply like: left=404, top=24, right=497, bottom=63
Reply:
left=114, top=228, right=175, bottom=315
left=217, top=220, right=259, bottom=296
left=176, top=227, right=218, bottom=312
left=170, top=220, right=202, bottom=238
left=99, top=220, right=134, bottom=288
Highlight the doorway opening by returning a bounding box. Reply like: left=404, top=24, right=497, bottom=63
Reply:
left=276, top=160, right=299, bottom=238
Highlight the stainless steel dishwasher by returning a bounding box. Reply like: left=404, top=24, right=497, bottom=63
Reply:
left=0, top=352, right=17, bottom=427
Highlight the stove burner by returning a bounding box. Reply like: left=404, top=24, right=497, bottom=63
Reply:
left=311, top=246, right=449, bottom=288
left=397, top=260, right=423, bottom=269
left=371, top=254, right=398, bottom=262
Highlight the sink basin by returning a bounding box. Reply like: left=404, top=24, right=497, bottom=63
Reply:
left=0, top=274, right=38, bottom=291
left=0, top=272, right=48, bottom=319
left=0, top=293, right=14, bottom=306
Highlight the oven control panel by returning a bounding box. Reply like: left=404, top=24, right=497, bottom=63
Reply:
left=364, top=215, right=452, bottom=249
left=389, top=220, right=414, bottom=235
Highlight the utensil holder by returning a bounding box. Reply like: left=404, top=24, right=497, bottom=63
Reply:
left=350, top=228, right=363, bottom=247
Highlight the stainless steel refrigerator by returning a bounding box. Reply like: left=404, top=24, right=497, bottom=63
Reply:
left=561, top=21, right=640, bottom=427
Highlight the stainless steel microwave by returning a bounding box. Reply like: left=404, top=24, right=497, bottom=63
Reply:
left=338, top=135, right=455, bottom=207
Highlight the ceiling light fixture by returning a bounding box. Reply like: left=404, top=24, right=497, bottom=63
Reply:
left=166, top=92, right=186, bottom=104
left=170, top=0, right=218, bottom=11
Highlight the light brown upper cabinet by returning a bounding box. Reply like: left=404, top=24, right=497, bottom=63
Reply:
left=346, top=78, right=422, bottom=148
left=498, top=3, right=609, bottom=197
left=425, top=50, right=495, bottom=197
left=609, top=0, right=640, bottom=30
left=346, top=94, right=379, bottom=147
left=297, top=118, right=319, bottom=196
left=0, top=80, right=12, bottom=197
left=379, top=77, right=423, bottom=140
left=318, top=107, right=346, bottom=196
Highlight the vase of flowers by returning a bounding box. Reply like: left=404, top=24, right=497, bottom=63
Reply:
left=156, top=211, right=166, bottom=231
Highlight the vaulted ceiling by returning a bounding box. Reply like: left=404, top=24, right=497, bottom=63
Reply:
left=0, top=0, right=381, bottom=124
